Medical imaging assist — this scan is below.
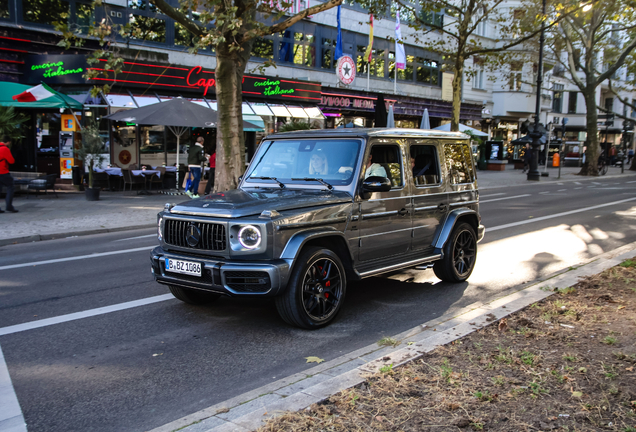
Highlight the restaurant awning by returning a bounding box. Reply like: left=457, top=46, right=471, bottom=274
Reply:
left=0, top=82, right=83, bottom=109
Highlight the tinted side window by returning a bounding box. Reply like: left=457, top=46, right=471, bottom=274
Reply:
left=410, top=144, right=440, bottom=186
left=365, top=144, right=403, bottom=188
left=444, top=143, right=475, bottom=184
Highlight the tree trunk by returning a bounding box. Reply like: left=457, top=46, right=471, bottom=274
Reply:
left=450, top=57, right=464, bottom=132
left=578, top=89, right=599, bottom=176
left=213, top=40, right=253, bottom=192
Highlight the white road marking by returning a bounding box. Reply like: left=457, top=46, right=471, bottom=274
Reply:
left=627, top=180, right=636, bottom=183
left=592, top=182, right=602, bottom=185
left=480, top=194, right=530, bottom=204
left=557, top=182, right=564, bottom=185
left=558, top=189, right=567, bottom=192
left=0, top=294, right=173, bottom=337
left=539, top=191, right=550, bottom=194
left=575, top=187, right=583, bottom=189
left=488, top=197, right=636, bottom=232
left=575, top=182, right=582, bottom=184
left=0, top=345, right=26, bottom=432
left=479, top=193, right=506, bottom=198
left=0, top=246, right=153, bottom=271
left=114, top=234, right=157, bottom=242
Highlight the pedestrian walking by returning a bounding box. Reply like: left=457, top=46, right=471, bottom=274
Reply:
left=204, top=151, right=216, bottom=195
left=522, top=143, right=532, bottom=173
left=186, top=137, right=207, bottom=198
left=0, top=135, right=19, bottom=213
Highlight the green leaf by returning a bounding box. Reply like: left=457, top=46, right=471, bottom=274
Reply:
left=305, top=356, right=325, bottom=364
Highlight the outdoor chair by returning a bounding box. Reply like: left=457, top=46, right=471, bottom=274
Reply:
left=27, top=174, right=58, bottom=198
left=122, top=169, right=146, bottom=192
left=149, top=167, right=166, bottom=190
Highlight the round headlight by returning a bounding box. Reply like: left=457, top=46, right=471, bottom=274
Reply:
left=238, top=225, right=261, bottom=249
left=157, top=217, right=163, bottom=241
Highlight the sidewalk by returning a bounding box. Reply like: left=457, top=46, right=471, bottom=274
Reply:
left=1, top=164, right=635, bottom=246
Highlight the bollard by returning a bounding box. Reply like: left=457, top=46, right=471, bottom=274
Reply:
left=552, top=152, right=560, bottom=167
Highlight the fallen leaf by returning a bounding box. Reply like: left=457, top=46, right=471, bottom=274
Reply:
left=626, top=366, right=634, bottom=372
left=572, top=391, right=583, bottom=398
left=305, top=356, right=325, bottom=364
left=498, top=318, right=508, bottom=332
left=407, top=342, right=415, bottom=346
left=216, top=408, right=230, bottom=414
left=617, top=305, right=625, bottom=310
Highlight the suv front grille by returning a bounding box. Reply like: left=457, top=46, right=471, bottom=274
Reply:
left=164, top=219, right=227, bottom=251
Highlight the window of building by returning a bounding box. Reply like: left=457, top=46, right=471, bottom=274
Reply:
left=175, top=22, right=196, bottom=47
left=508, top=62, right=522, bottom=91
left=472, top=57, right=484, bottom=89
left=251, top=37, right=274, bottom=59
left=474, top=16, right=486, bottom=36
left=552, top=83, right=563, bottom=113
left=420, top=10, right=443, bottom=27
left=23, top=0, right=70, bottom=25
left=416, top=58, right=440, bottom=85
left=321, top=38, right=336, bottom=70
left=390, top=54, right=415, bottom=81
left=291, top=32, right=315, bottom=67
left=129, top=15, right=166, bottom=43
left=1, top=0, right=10, bottom=19
left=568, top=91, right=578, bottom=114
left=604, top=97, right=614, bottom=113
left=75, top=2, right=94, bottom=32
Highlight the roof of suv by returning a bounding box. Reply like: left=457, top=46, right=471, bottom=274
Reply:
left=265, top=127, right=470, bottom=141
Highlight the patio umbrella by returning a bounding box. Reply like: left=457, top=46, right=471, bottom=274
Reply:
left=386, top=104, right=395, bottom=128
left=374, top=94, right=387, bottom=127
left=106, top=98, right=260, bottom=190
left=420, top=108, right=430, bottom=129
left=433, top=122, right=488, bottom=137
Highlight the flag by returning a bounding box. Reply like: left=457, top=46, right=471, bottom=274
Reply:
left=335, top=5, right=343, bottom=60
left=364, top=14, right=374, bottom=62
left=12, top=83, right=56, bottom=102
left=395, top=10, right=406, bottom=70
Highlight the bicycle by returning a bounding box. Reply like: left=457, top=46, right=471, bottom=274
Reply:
left=598, top=152, right=608, bottom=176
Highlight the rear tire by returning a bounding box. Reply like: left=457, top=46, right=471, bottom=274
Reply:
left=433, top=222, right=477, bottom=282
left=275, top=247, right=346, bottom=329
left=168, top=285, right=220, bottom=304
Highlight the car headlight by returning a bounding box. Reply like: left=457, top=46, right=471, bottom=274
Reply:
left=238, top=225, right=261, bottom=249
left=157, top=216, right=163, bottom=241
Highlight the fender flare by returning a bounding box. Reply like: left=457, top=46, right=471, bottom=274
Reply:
left=433, top=209, right=479, bottom=256
left=280, top=228, right=355, bottom=264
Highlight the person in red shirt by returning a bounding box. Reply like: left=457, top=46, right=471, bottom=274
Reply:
left=0, top=135, right=18, bottom=213
left=204, top=151, right=216, bottom=195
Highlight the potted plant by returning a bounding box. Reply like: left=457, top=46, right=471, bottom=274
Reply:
left=77, top=124, right=106, bottom=201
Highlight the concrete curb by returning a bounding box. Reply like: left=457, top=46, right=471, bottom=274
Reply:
left=0, top=224, right=156, bottom=247
left=150, top=240, right=636, bottom=432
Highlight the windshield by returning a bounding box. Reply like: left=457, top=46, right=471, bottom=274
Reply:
left=245, top=139, right=362, bottom=187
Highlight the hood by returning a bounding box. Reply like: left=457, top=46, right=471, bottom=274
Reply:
left=169, top=188, right=353, bottom=218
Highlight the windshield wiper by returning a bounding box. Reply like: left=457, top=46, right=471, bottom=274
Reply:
left=249, top=176, right=286, bottom=189
left=291, top=177, right=333, bottom=190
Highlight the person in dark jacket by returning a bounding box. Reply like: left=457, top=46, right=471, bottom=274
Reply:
left=522, top=143, right=532, bottom=173
left=204, top=151, right=216, bottom=195
left=0, top=136, right=18, bottom=213
left=186, top=137, right=208, bottom=198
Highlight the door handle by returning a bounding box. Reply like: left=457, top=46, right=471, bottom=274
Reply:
left=398, top=208, right=409, bottom=216
left=437, top=203, right=447, bottom=212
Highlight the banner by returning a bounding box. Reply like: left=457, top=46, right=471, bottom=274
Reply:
left=395, top=11, right=406, bottom=70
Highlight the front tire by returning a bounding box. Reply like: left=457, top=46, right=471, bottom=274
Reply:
left=433, top=222, right=477, bottom=282
left=169, top=285, right=220, bottom=304
left=275, top=247, right=346, bottom=329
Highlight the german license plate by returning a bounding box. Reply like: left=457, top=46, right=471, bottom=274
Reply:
left=165, top=258, right=202, bottom=276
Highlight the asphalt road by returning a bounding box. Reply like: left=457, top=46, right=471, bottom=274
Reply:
left=2, top=176, right=636, bottom=432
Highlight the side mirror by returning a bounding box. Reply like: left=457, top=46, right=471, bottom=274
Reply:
left=362, top=176, right=392, bottom=193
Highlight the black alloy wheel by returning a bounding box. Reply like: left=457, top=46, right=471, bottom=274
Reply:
left=276, top=247, right=346, bottom=329
left=433, top=222, right=477, bottom=282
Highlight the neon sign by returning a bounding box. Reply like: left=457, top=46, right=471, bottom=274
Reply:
left=254, top=79, right=295, bottom=96
left=186, top=66, right=216, bottom=96
left=31, top=61, right=84, bottom=78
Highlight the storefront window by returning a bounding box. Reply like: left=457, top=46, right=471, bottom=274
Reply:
left=0, top=0, right=9, bottom=19
left=36, top=113, right=62, bottom=156
left=23, top=0, right=69, bottom=25
left=129, top=15, right=166, bottom=43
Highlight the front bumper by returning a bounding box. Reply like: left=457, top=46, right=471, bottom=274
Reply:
left=150, top=246, right=291, bottom=297
left=477, top=224, right=486, bottom=243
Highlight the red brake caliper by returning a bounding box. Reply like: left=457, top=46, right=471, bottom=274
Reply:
left=318, top=265, right=330, bottom=298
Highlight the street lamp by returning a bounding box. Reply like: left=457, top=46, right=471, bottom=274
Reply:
left=528, top=0, right=548, bottom=181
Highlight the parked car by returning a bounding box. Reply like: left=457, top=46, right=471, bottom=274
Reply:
left=150, top=128, right=485, bottom=329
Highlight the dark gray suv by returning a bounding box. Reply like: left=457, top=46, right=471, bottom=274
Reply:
left=150, top=128, right=485, bottom=329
